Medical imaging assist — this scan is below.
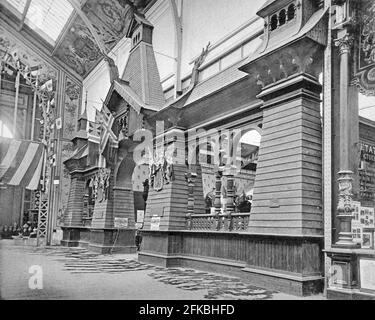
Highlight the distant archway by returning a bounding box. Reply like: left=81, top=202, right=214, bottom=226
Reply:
left=0, top=120, right=13, bottom=139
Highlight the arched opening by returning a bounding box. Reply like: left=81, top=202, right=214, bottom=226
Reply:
left=279, top=9, right=286, bottom=26
left=287, top=4, right=296, bottom=21
left=233, top=129, right=262, bottom=213
left=0, top=120, right=13, bottom=139
left=238, top=130, right=261, bottom=171
left=198, top=140, right=218, bottom=214
left=116, top=156, right=135, bottom=190
left=270, top=14, right=278, bottom=31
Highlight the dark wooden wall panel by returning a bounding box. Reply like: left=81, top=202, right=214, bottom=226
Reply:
left=141, top=231, right=323, bottom=277
left=249, top=86, right=323, bottom=236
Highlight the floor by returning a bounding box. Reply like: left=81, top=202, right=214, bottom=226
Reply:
left=0, top=240, right=325, bottom=300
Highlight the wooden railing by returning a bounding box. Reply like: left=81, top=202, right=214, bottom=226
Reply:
left=186, top=213, right=250, bottom=232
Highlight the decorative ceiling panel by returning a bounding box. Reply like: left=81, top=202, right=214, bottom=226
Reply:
left=53, top=0, right=152, bottom=78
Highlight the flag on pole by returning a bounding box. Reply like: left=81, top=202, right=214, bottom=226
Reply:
left=99, top=105, right=118, bottom=153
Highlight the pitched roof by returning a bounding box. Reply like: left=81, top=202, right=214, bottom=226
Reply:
left=186, top=58, right=250, bottom=105
left=104, top=80, right=160, bottom=114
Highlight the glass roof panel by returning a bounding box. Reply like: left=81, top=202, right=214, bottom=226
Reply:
left=24, top=0, right=73, bottom=44
left=5, top=0, right=28, bottom=17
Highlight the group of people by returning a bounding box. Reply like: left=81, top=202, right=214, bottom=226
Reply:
left=0, top=221, right=37, bottom=240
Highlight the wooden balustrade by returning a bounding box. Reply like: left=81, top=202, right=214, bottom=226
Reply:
left=186, top=213, right=250, bottom=231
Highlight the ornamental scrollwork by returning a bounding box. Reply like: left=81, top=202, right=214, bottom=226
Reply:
left=65, top=82, right=81, bottom=101
left=337, top=171, right=354, bottom=216
left=361, top=6, right=375, bottom=66
left=93, top=168, right=111, bottom=203
left=351, top=1, right=375, bottom=96
left=117, top=106, right=130, bottom=139
left=334, top=33, right=354, bottom=56
left=149, top=151, right=174, bottom=192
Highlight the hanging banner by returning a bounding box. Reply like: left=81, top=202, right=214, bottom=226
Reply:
left=0, top=137, right=44, bottom=190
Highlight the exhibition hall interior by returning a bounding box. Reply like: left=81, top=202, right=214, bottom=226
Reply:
left=0, top=0, right=375, bottom=300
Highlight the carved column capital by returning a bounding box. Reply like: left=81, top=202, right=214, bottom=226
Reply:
left=334, top=33, right=354, bottom=56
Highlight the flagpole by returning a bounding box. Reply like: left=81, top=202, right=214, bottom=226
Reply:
left=0, top=62, right=3, bottom=98
left=13, top=71, right=20, bottom=138
left=31, top=76, right=38, bottom=140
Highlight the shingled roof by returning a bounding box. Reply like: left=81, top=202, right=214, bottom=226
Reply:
left=121, top=14, right=165, bottom=109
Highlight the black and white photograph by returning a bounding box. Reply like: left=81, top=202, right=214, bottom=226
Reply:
left=1, top=0, right=375, bottom=306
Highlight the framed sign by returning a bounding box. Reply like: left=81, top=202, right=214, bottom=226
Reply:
left=150, top=215, right=161, bottom=231
left=114, top=218, right=129, bottom=229
left=362, top=232, right=373, bottom=249
left=137, top=210, right=145, bottom=223
left=360, top=207, right=375, bottom=229
left=360, top=259, right=375, bottom=292
left=352, top=220, right=363, bottom=244
left=352, top=201, right=361, bottom=221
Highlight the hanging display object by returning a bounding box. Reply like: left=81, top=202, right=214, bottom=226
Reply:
left=352, top=1, right=375, bottom=96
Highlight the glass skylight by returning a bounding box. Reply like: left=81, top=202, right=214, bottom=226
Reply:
left=25, top=0, right=73, bottom=44
left=4, top=0, right=74, bottom=45
left=6, top=0, right=27, bottom=12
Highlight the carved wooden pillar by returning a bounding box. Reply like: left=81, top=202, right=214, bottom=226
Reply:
left=185, top=171, right=196, bottom=230
left=91, top=167, right=115, bottom=229
left=224, top=168, right=235, bottom=231
left=213, top=170, right=222, bottom=230
left=214, top=171, right=222, bottom=216
left=334, top=30, right=358, bottom=247
left=226, top=173, right=235, bottom=215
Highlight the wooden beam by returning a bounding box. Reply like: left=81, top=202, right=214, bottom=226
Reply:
left=13, top=71, right=20, bottom=137
left=18, top=0, right=32, bottom=31
left=66, top=0, right=108, bottom=55
left=168, top=0, right=183, bottom=97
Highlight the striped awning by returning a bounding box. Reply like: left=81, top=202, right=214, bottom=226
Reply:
left=0, top=138, right=45, bottom=190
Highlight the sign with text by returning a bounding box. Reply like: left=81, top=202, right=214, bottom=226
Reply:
left=360, top=143, right=375, bottom=163
left=359, top=142, right=375, bottom=202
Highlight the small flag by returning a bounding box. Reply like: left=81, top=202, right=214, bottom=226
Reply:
left=56, top=118, right=62, bottom=130
left=4, top=65, right=13, bottom=76
left=41, top=79, right=54, bottom=92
